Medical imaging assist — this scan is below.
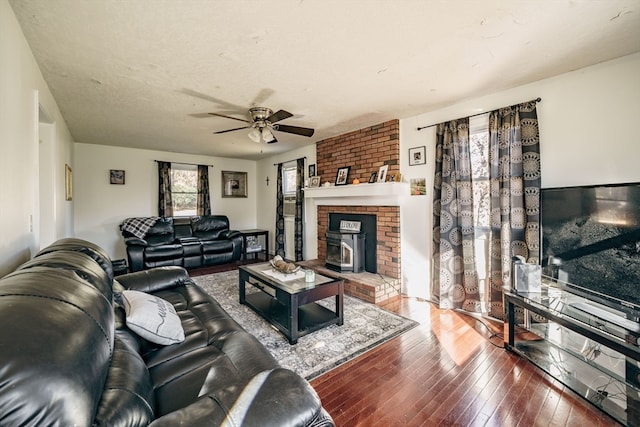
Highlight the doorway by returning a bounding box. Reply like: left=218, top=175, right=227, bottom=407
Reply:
left=38, top=102, right=56, bottom=249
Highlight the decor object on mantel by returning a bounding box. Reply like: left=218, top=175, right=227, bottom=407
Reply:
left=192, top=270, right=418, bottom=380
left=335, top=166, right=350, bottom=186
left=270, top=255, right=300, bottom=274
left=377, top=165, right=388, bottom=182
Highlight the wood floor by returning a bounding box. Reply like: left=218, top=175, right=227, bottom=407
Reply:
left=311, top=297, right=621, bottom=427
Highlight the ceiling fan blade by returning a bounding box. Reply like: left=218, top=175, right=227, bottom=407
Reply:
left=267, top=109, right=293, bottom=124
left=213, top=126, right=250, bottom=134
left=208, top=112, right=251, bottom=123
left=274, top=124, right=315, bottom=137
left=267, top=135, right=279, bottom=144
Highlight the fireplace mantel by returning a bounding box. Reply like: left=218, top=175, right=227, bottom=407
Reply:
left=304, top=182, right=409, bottom=206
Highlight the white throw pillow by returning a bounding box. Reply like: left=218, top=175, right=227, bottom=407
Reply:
left=120, top=290, right=185, bottom=345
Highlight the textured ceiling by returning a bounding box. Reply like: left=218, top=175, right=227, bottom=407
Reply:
left=9, top=0, right=640, bottom=160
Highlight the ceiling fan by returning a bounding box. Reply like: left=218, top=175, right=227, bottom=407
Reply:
left=209, top=107, right=314, bottom=144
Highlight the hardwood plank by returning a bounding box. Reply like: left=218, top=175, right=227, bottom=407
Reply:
left=311, top=297, right=622, bottom=426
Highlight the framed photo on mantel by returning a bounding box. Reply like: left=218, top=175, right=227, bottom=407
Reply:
left=335, top=166, right=350, bottom=186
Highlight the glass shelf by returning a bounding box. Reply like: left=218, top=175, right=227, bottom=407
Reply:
left=504, top=278, right=640, bottom=426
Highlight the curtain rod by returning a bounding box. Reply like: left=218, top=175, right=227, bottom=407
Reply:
left=416, top=97, right=542, bottom=131
left=273, top=156, right=306, bottom=166
left=154, top=160, right=214, bottom=167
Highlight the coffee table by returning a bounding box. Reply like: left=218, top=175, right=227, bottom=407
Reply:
left=239, top=263, right=344, bottom=344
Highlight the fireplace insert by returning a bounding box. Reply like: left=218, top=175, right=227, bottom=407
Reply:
left=326, top=229, right=365, bottom=273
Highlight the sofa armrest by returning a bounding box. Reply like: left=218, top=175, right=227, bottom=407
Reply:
left=221, top=229, right=241, bottom=240
left=149, top=368, right=333, bottom=427
left=115, top=266, right=191, bottom=293
left=124, top=237, right=148, bottom=246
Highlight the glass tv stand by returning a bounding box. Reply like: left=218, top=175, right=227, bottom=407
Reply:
left=504, top=277, right=640, bottom=426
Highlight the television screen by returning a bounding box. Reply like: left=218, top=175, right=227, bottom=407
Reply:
left=541, top=182, right=640, bottom=312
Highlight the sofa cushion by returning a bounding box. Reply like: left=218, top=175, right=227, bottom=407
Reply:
left=145, top=218, right=175, bottom=246
left=144, top=244, right=183, bottom=262
left=120, top=290, right=185, bottom=345
left=36, top=237, right=115, bottom=283
left=201, top=239, right=234, bottom=254
left=191, top=215, right=229, bottom=240
left=94, top=334, right=155, bottom=427
left=139, top=283, right=279, bottom=416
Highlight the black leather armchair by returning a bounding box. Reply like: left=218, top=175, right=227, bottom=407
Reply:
left=122, top=215, right=243, bottom=272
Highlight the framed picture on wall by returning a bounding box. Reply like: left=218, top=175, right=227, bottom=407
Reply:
left=308, top=164, right=316, bottom=178
left=222, top=171, right=248, bottom=198
left=110, top=169, right=125, bottom=185
left=409, top=146, right=426, bottom=166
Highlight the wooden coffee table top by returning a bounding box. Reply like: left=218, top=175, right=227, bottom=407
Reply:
left=240, top=262, right=336, bottom=295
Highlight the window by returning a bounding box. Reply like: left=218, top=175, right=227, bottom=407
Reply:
left=171, top=164, right=197, bottom=216
left=469, top=113, right=490, bottom=229
left=469, top=113, right=490, bottom=310
left=282, top=165, right=297, bottom=197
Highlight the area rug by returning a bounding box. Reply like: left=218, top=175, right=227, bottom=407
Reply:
left=192, top=270, right=418, bottom=380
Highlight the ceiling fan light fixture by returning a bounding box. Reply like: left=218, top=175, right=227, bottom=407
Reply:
left=248, top=127, right=262, bottom=143
left=262, top=128, right=275, bottom=143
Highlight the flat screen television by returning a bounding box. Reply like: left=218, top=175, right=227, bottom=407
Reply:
left=541, top=182, right=640, bottom=320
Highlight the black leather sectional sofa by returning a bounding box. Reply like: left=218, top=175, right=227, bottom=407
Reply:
left=0, top=238, right=334, bottom=426
left=121, top=215, right=243, bottom=272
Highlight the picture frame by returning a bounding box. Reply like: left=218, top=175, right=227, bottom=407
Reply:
left=410, top=178, right=427, bottom=196
left=222, top=171, right=248, bottom=198
left=309, top=176, right=321, bottom=188
left=389, top=172, right=402, bottom=182
left=409, top=146, right=426, bottom=166
left=377, top=165, right=388, bottom=183
left=110, top=169, right=125, bottom=185
left=335, top=166, right=350, bottom=186
left=368, top=172, right=377, bottom=183
left=308, top=164, right=316, bottom=178
left=65, top=164, right=73, bottom=201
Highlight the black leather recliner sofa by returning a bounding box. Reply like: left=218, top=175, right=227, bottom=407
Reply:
left=121, top=215, right=243, bottom=272
left=0, top=238, right=334, bottom=427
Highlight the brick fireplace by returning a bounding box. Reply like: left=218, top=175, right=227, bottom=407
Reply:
left=304, top=119, right=403, bottom=304
left=317, top=205, right=400, bottom=279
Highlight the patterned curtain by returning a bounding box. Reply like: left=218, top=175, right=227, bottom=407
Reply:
left=197, top=165, right=211, bottom=216
left=431, top=119, right=478, bottom=311
left=275, top=163, right=285, bottom=257
left=294, top=158, right=305, bottom=261
left=487, top=101, right=541, bottom=319
left=431, top=99, right=541, bottom=320
left=158, top=161, right=173, bottom=217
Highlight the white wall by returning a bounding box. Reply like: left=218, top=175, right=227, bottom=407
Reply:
left=399, top=53, right=640, bottom=299
left=0, top=0, right=75, bottom=277
left=256, top=144, right=317, bottom=257
left=74, top=143, right=256, bottom=260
